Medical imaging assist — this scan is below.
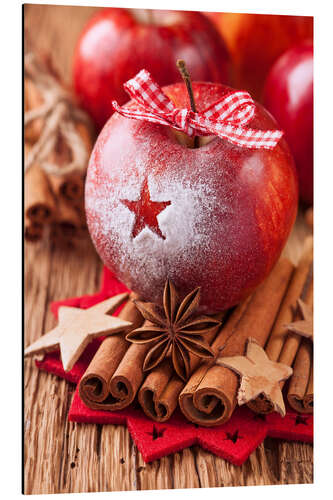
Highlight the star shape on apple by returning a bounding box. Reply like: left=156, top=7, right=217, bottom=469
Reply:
left=216, top=338, right=293, bottom=417
left=121, top=178, right=171, bottom=239
left=284, top=298, right=313, bottom=341
left=24, top=293, right=131, bottom=372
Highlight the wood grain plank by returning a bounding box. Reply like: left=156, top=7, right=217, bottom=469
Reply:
left=62, top=420, right=101, bottom=493
left=136, top=451, right=174, bottom=490
left=48, top=241, right=102, bottom=494
left=206, top=444, right=276, bottom=487
left=262, top=437, right=281, bottom=482
left=173, top=449, right=200, bottom=489
left=99, top=425, right=136, bottom=492
left=245, top=444, right=279, bottom=486
left=193, top=448, right=218, bottom=487
left=193, top=445, right=278, bottom=488
left=24, top=240, right=54, bottom=494
left=24, top=239, right=102, bottom=494
left=278, top=442, right=313, bottom=485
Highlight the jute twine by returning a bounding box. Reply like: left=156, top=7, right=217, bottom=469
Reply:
left=24, top=53, right=92, bottom=177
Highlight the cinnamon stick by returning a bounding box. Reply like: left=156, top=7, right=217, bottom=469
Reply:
left=74, top=203, right=88, bottom=238
left=25, top=162, right=56, bottom=226
left=247, top=237, right=313, bottom=414
left=52, top=197, right=82, bottom=241
left=287, top=338, right=313, bottom=413
left=278, top=279, right=313, bottom=368
left=24, top=52, right=94, bottom=248
left=48, top=172, right=85, bottom=206
left=179, top=258, right=294, bottom=426
left=49, top=198, right=87, bottom=247
left=304, top=363, right=313, bottom=410
left=138, top=311, right=226, bottom=422
left=107, top=332, right=152, bottom=409
left=79, top=294, right=147, bottom=410
left=24, top=214, right=44, bottom=242
left=50, top=222, right=75, bottom=250
left=47, top=122, right=92, bottom=205
left=24, top=141, right=56, bottom=228
left=24, top=77, right=44, bottom=143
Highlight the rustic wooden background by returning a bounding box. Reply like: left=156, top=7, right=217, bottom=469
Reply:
left=24, top=3, right=313, bottom=494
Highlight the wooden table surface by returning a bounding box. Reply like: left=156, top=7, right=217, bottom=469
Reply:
left=24, top=4, right=313, bottom=494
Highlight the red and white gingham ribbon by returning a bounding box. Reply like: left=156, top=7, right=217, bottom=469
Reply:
left=112, top=70, right=283, bottom=150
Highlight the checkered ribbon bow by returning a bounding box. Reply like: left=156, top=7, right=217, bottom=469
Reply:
left=112, top=69, right=283, bottom=150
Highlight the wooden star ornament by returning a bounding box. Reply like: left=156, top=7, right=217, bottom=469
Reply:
left=216, top=338, right=293, bottom=417
left=24, top=293, right=132, bottom=371
left=284, top=299, right=313, bottom=341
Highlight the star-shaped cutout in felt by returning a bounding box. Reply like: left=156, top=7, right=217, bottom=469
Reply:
left=216, top=338, right=293, bottom=417
left=294, top=415, right=309, bottom=426
left=25, top=293, right=131, bottom=371
left=224, top=430, right=243, bottom=444
left=121, top=178, right=171, bottom=239
left=285, top=299, right=313, bottom=341
left=265, top=406, right=313, bottom=443
left=147, top=426, right=166, bottom=440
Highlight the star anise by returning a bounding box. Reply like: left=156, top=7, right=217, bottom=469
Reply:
left=126, top=280, right=220, bottom=381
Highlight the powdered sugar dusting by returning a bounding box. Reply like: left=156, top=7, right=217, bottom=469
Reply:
left=86, top=153, right=227, bottom=303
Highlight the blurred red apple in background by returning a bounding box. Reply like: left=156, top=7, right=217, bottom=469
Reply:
left=73, top=8, right=232, bottom=128
left=263, top=41, right=313, bottom=205
left=205, top=12, right=313, bottom=100
left=85, top=80, right=298, bottom=312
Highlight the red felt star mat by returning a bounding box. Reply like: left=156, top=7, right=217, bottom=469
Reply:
left=35, top=266, right=313, bottom=465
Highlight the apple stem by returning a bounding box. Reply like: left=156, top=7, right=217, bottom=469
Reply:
left=176, top=59, right=199, bottom=148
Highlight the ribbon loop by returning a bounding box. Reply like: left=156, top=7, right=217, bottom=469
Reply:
left=113, top=70, right=283, bottom=150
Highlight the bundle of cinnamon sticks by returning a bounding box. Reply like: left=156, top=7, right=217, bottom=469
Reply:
left=248, top=237, right=313, bottom=415
left=24, top=53, right=94, bottom=248
left=78, top=237, right=314, bottom=426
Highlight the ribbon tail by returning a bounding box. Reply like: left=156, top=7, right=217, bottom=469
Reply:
left=199, top=121, right=284, bottom=150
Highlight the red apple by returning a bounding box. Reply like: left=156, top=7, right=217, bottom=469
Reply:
left=263, top=42, right=313, bottom=205
left=85, top=81, right=298, bottom=313
left=205, top=12, right=313, bottom=100
left=73, top=8, right=232, bottom=128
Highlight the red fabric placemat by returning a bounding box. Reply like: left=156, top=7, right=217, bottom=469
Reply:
left=36, top=266, right=313, bottom=465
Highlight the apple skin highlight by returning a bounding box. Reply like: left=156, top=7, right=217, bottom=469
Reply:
left=85, top=82, right=298, bottom=313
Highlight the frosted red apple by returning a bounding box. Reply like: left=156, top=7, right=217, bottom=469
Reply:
left=263, top=42, right=313, bottom=205
left=85, top=82, right=298, bottom=312
left=73, top=8, right=232, bottom=128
